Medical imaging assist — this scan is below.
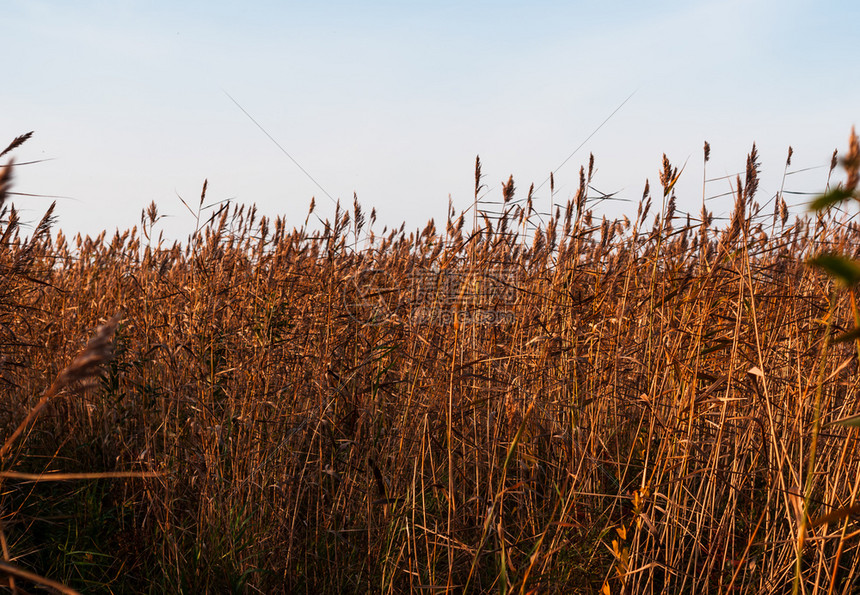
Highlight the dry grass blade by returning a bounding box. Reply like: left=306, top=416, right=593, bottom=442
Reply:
left=0, top=560, right=81, bottom=595
left=0, top=471, right=160, bottom=482
left=811, top=505, right=860, bottom=528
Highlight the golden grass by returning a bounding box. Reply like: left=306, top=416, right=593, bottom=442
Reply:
left=0, top=136, right=859, bottom=593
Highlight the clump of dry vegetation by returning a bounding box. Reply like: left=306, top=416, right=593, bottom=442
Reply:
left=1, top=131, right=860, bottom=594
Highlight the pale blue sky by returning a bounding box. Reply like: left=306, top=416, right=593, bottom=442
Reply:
left=3, top=0, right=858, bottom=241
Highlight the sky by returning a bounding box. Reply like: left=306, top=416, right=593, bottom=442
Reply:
left=2, top=0, right=858, bottom=243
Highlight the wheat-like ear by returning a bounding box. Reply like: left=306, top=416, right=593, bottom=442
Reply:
left=0, top=160, right=12, bottom=209
left=57, top=313, right=121, bottom=387
left=0, top=132, right=33, bottom=159
left=0, top=313, right=122, bottom=462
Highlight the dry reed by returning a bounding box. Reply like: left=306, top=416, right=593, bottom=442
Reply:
left=0, top=133, right=858, bottom=593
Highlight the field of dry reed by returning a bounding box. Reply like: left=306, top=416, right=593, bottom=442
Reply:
left=1, top=131, right=860, bottom=593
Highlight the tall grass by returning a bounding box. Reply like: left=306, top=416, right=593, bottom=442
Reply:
left=1, top=133, right=860, bottom=593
